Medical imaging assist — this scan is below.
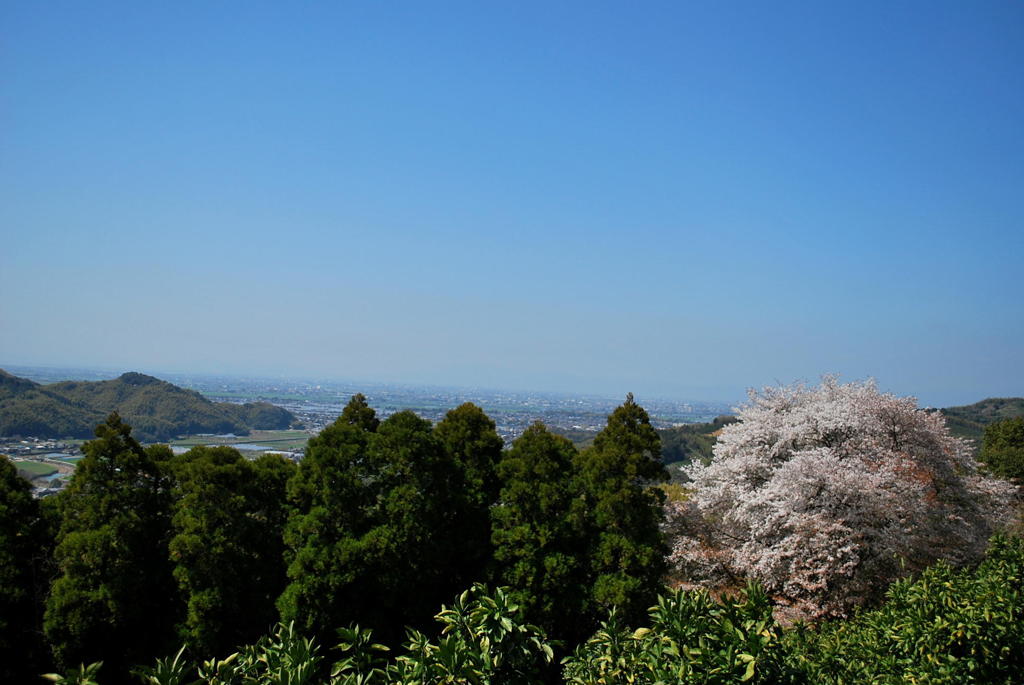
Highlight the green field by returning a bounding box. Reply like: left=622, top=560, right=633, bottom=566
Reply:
left=170, top=429, right=310, bottom=451
left=14, top=460, right=58, bottom=477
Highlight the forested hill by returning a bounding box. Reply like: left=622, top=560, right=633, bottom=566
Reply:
left=940, top=397, right=1024, bottom=443
left=0, top=369, right=300, bottom=441
left=0, top=369, right=105, bottom=439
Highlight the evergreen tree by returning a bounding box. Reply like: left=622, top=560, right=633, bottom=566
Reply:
left=43, top=413, right=178, bottom=683
left=340, top=392, right=380, bottom=431
left=169, top=446, right=295, bottom=656
left=278, top=395, right=378, bottom=639
left=362, top=410, right=461, bottom=638
left=576, top=394, right=668, bottom=624
left=281, top=395, right=471, bottom=644
left=0, top=455, right=53, bottom=682
left=491, top=422, right=589, bottom=641
left=434, top=402, right=504, bottom=589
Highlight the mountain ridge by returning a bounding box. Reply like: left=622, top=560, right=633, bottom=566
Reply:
left=0, top=369, right=301, bottom=441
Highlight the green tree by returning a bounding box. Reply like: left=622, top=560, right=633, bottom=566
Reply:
left=980, top=416, right=1024, bottom=483
left=576, top=394, right=668, bottom=625
left=340, top=392, right=380, bottom=431
left=359, top=409, right=463, bottom=639
left=43, top=413, right=178, bottom=683
left=278, top=395, right=379, bottom=640
left=280, top=399, right=461, bottom=643
left=491, top=423, right=589, bottom=641
left=168, top=446, right=295, bottom=656
left=0, top=455, right=54, bottom=681
left=434, top=402, right=504, bottom=590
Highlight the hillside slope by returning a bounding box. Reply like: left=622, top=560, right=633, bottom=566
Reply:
left=0, top=370, right=300, bottom=441
left=0, top=370, right=105, bottom=439
left=940, top=397, right=1024, bottom=444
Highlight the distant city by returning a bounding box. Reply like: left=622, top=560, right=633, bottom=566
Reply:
left=4, top=364, right=736, bottom=442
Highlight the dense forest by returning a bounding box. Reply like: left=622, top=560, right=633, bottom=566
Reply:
left=2, top=382, right=1022, bottom=684
left=0, top=370, right=300, bottom=441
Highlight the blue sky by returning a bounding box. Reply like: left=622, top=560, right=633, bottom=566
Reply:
left=2, top=1, right=1022, bottom=406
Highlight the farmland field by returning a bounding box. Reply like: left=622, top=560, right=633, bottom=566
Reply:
left=169, top=429, right=310, bottom=452
left=14, top=460, right=58, bottom=477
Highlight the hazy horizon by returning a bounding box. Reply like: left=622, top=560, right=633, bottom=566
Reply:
left=3, top=2, right=1022, bottom=410
left=0, top=360, right=742, bottom=406
left=1, top=359, right=1010, bottom=410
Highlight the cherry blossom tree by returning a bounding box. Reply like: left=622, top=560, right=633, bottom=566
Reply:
left=666, top=376, right=1013, bottom=619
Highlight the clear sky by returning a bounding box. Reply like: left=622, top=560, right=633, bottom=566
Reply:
left=2, top=1, right=1022, bottom=406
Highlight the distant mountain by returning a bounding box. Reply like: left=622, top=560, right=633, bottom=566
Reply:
left=939, top=397, right=1024, bottom=444
left=0, top=369, right=301, bottom=441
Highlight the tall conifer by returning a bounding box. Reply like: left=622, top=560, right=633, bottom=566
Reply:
left=576, top=394, right=668, bottom=625
left=44, top=413, right=177, bottom=682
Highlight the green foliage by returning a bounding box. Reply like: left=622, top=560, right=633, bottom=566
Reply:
left=229, top=622, right=323, bottom=685
left=133, top=646, right=195, bottom=685
left=491, top=423, right=588, bottom=640
left=29, top=393, right=1024, bottom=685
left=334, top=584, right=555, bottom=685
left=0, top=454, right=54, bottom=681
left=280, top=398, right=468, bottom=643
left=44, top=413, right=179, bottom=682
left=43, top=661, right=104, bottom=685
left=158, top=622, right=325, bottom=685
left=278, top=398, right=377, bottom=639
left=169, top=447, right=295, bottom=655
left=360, top=409, right=464, bottom=633
left=789, top=535, right=1024, bottom=684
left=433, top=403, right=505, bottom=594
left=563, top=584, right=797, bottom=684
left=979, top=416, right=1024, bottom=482
left=42, top=538, right=1024, bottom=684
left=332, top=625, right=391, bottom=685
left=339, top=393, right=380, bottom=431
left=575, top=394, right=669, bottom=625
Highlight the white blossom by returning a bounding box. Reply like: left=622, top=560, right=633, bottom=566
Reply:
left=666, top=376, right=1014, bottom=619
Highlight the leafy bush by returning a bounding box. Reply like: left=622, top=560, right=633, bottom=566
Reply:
left=563, top=583, right=800, bottom=684
left=55, top=586, right=554, bottom=685
left=788, top=535, right=1024, bottom=684
left=334, top=584, right=554, bottom=685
